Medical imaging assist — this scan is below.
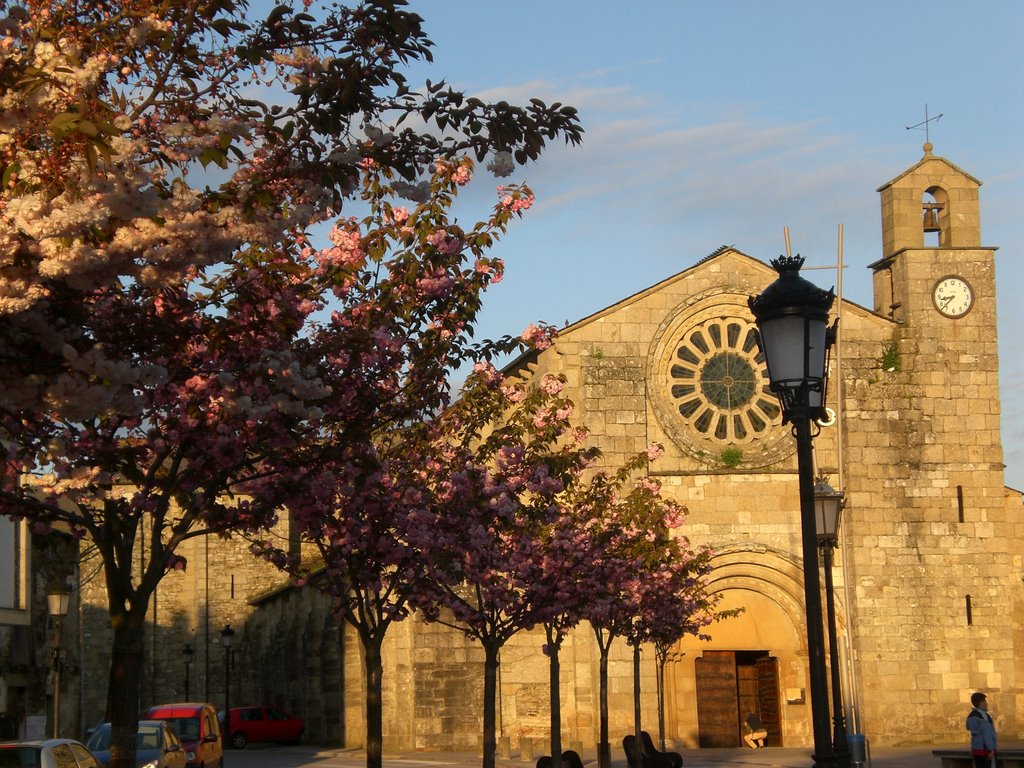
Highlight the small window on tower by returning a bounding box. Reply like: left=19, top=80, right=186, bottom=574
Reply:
left=922, top=188, right=948, bottom=247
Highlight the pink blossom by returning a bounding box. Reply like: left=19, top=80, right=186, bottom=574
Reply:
left=539, top=376, right=564, bottom=396
left=520, top=323, right=556, bottom=351
left=502, top=385, right=527, bottom=404
left=639, top=477, right=661, bottom=494
left=426, top=229, right=464, bottom=255
left=320, top=224, right=364, bottom=268
left=474, top=259, right=504, bottom=284
left=500, top=192, right=535, bottom=213
left=416, top=273, right=456, bottom=299
left=472, top=362, right=502, bottom=384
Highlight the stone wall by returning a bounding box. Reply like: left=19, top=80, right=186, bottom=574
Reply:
left=0, top=530, right=79, bottom=739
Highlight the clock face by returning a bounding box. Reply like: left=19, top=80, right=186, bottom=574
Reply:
left=932, top=276, right=974, bottom=318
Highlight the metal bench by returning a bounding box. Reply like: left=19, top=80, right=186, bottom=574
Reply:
left=623, top=732, right=683, bottom=768
left=932, top=750, right=1024, bottom=768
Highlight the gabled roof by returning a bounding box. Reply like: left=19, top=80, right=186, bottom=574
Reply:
left=499, top=244, right=885, bottom=377
left=559, top=244, right=769, bottom=335
left=876, top=147, right=982, bottom=191
left=499, top=245, right=770, bottom=376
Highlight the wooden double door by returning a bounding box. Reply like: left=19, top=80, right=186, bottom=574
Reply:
left=695, top=650, right=782, bottom=748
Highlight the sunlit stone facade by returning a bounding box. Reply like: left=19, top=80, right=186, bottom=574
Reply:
left=66, top=149, right=1022, bottom=751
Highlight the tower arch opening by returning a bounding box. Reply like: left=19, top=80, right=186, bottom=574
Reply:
left=922, top=186, right=949, bottom=247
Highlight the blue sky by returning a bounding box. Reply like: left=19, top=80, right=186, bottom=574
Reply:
left=398, top=0, right=1024, bottom=490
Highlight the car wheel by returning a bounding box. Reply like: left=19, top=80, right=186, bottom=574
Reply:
left=230, top=731, right=247, bottom=749
left=287, top=728, right=304, bottom=746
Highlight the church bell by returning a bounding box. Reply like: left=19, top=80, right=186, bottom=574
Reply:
left=922, top=203, right=942, bottom=233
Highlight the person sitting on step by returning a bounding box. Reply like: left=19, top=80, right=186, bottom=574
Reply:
left=744, top=712, right=768, bottom=749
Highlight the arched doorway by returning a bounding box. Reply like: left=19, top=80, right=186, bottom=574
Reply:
left=695, top=650, right=781, bottom=747
left=669, top=547, right=809, bottom=748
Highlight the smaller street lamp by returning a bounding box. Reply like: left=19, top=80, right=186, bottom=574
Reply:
left=221, top=625, right=235, bottom=742
left=814, top=477, right=850, bottom=768
left=183, top=644, right=194, bottom=700
left=46, top=585, right=71, bottom=738
left=813, top=478, right=844, bottom=546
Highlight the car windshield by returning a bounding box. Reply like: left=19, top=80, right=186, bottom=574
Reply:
left=0, top=746, right=41, bottom=768
left=163, top=717, right=201, bottom=742
left=86, top=726, right=111, bottom=751
left=137, top=725, right=162, bottom=751
left=86, top=724, right=163, bottom=752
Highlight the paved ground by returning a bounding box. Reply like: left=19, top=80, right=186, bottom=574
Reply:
left=231, top=740, right=1024, bottom=768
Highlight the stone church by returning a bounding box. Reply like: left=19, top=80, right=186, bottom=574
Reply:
left=5, top=146, right=1020, bottom=752
left=504, top=143, right=1022, bottom=750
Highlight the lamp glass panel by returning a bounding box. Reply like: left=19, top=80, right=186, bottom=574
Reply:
left=758, top=316, right=808, bottom=386
left=813, top=492, right=842, bottom=538
left=47, top=591, right=70, bottom=617
left=806, top=319, right=829, bottom=409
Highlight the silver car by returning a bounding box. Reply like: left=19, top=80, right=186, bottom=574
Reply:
left=0, top=738, right=101, bottom=767
left=85, top=721, right=186, bottom=768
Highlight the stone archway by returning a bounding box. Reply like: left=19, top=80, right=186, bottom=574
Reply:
left=666, top=545, right=812, bottom=748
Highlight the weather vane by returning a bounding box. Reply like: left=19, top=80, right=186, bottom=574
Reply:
left=906, top=104, right=943, bottom=146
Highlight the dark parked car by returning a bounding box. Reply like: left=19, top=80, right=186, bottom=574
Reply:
left=218, top=706, right=304, bottom=749
left=0, top=738, right=101, bottom=767
left=85, top=720, right=186, bottom=768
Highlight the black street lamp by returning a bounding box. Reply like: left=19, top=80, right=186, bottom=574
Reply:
left=220, top=625, right=235, bottom=741
left=814, top=478, right=851, bottom=768
left=46, top=584, right=71, bottom=738
left=749, top=255, right=837, bottom=768
left=183, top=644, right=194, bottom=701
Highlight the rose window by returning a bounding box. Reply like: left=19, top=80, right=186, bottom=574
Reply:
left=669, top=317, right=780, bottom=443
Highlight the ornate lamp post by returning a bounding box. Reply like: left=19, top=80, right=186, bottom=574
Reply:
left=46, top=584, right=71, bottom=738
left=815, top=478, right=851, bottom=768
left=220, top=625, right=235, bottom=738
left=749, top=255, right=837, bottom=768
left=183, top=644, right=194, bottom=700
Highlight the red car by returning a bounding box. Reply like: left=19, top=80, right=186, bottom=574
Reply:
left=219, top=706, right=304, bottom=749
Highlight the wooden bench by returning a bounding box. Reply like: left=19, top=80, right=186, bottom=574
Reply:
left=933, top=749, right=1024, bottom=768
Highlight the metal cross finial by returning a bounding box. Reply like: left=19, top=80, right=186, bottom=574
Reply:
left=905, top=104, right=943, bottom=146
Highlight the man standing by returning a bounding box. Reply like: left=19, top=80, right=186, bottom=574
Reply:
left=967, top=692, right=997, bottom=768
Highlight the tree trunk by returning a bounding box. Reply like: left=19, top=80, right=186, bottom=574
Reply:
left=546, top=625, right=562, bottom=768
left=106, top=613, right=146, bottom=768
left=363, top=632, right=385, bottom=768
left=655, top=645, right=666, bottom=751
left=482, top=640, right=501, bottom=768
left=593, top=626, right=613, bottom=768
left=632, top=643, right=642, bottom=738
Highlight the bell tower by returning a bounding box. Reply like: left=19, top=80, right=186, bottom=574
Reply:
left=848, top=145, right=1015, bottom=743
left=870, top=142, right=987, bottom=320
